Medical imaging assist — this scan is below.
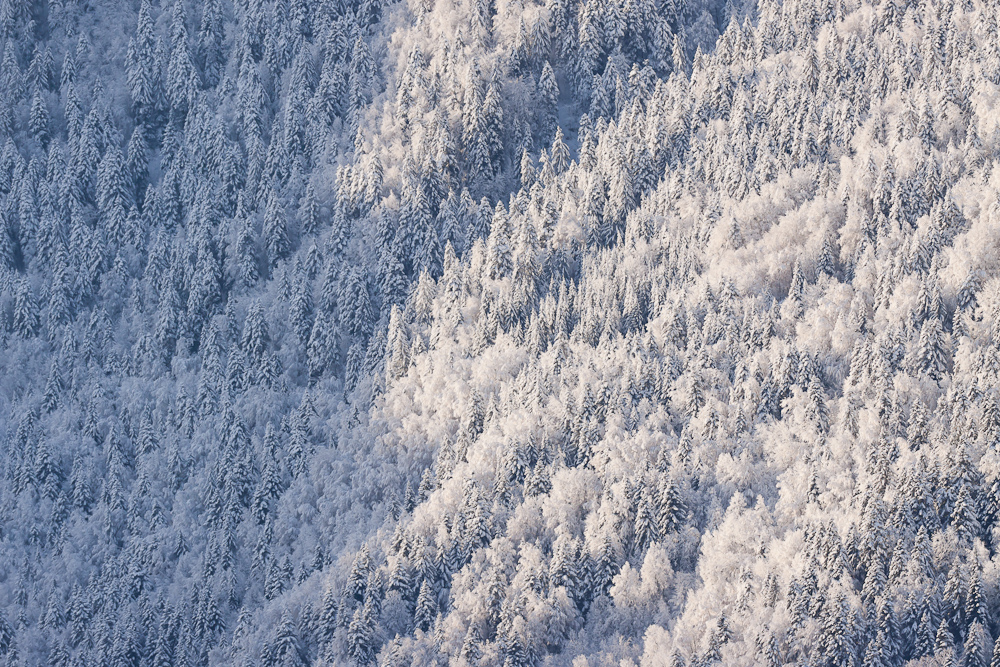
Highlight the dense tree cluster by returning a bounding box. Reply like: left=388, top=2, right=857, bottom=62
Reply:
left=2, top=0, right=1000, bottom=665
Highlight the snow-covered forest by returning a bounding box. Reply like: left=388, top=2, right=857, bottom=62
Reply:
left=2, top=0, right=1000, bottom=664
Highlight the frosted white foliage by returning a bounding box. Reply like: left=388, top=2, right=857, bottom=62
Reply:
left=4, top=0, right=1000, bottom=665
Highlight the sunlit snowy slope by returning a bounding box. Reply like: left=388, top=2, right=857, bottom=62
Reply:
left=2, top=0, right=1000, bottom=665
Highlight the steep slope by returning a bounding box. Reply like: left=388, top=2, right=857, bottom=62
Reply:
left=303, top=1, right=1000, bottom=667
left=3, top=0, right=1000, bottom=665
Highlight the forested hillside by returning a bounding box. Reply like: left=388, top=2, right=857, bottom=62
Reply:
left=2, top=0, right=1000, bottom=665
